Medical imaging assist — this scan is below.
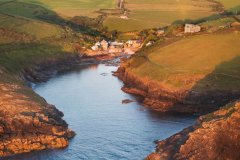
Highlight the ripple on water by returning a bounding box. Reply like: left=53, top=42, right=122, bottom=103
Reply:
left=5, top=64, right=196, bottom=160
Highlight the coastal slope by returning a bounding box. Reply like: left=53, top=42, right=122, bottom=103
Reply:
left=116, top=28, right=240, bottom=114
left=0, top=0, right=106, bottom=156
left=147, top=100, right=240, bottom=160
left=0, top=78, right=75, bottom=156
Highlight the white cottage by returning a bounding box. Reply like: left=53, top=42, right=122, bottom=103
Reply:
left=184, top=24, right=201, bottom=33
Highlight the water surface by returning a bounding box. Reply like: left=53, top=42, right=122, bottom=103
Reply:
left=7, top=64, right=196, bottom=160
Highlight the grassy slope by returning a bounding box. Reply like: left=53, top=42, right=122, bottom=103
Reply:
left=0, top=0, right=87, bottom=107
left=0, top=1, right=66, bottom=40
left=200, top=17, right=236, bottom=28
left=216, top=0, right=240, bottom=14
left=0, top=14, right=64, bottom=40
left=216, top=0, right=240, bottom=9
left=127, top=31, right=240, bottom=90
left=21, top=0, right=116, bottom=18
left=0, top=0, right=82, bottom=77
left=104, top=0, right=216, bottom=32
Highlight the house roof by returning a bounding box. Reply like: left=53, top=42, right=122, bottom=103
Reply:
left=110, top=41, right=124, bottom=46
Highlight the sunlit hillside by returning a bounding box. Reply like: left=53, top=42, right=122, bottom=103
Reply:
left=104, top=0, right=219, bottom=31
left=127, top=31, right=240, bottom=90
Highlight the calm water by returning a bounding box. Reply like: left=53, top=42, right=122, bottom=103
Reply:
left=6, top=64, right=196, bottom=160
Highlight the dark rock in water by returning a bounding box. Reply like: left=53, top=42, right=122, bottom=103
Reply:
left=122, top=99, right=135, bottom=104
left=154, top=140, right=160, bottom=144
left=100, top=73, right=108, bottom=76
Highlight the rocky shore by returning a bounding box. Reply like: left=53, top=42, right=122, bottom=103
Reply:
left=115, top=59, right=240, bottom=160
left=0, top=53, right=119, bottom=157
left=0, top=55, right=83, bottom=157
left=0, top=82, right=75, bottom=156
left=146, top=101, right=240, bottom=160
left=115, top=65, right=240, bottom=114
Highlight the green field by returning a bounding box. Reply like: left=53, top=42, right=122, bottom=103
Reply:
left=0, top=0, right=101, bottom=75
left=127, top=31, right=240, bottom=90
left=0, top=14, right=64, bottom=40
left=1, top=0, right=239, bottom=32
left=217, top=0, right=240, bottom=9
left=104, top=0, right=218, bottom=32
left=21, top=0, right=116, bottom=18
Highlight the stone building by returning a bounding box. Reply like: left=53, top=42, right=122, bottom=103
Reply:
left=101, top=40, right=109, bottom=51
left=184, top=24, right=201, bottom=33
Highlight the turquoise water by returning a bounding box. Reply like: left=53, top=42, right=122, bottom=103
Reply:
left=6, top=64, right=195, bottom=160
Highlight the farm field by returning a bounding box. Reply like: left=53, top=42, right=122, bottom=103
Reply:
left=104, top=0, right=218, bottom=32
left=0, top=0, right=222, bottom=32
left=127, top=31, right=240, bottom=90
left=1, top=0, right=239, bottom=32
left=0, top=13, right=64, bottom=40
left=216, top=0, right=240, bottom=9
left=21, top=0, right=117, bottom=18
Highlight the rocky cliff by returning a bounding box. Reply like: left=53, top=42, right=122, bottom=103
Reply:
left=0, top=82, right=75, bottom=156
left=115, top=65, right=240, bottom=114
left=146, top=101, right=240, bottom=160
left=0, top=56, right=82, bottom=157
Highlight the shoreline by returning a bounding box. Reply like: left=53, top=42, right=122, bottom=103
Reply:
left=0, top=53, right=121, bottom=157
left=114, top=52, right=240, bottom=159
left=146, top=101, right=240, bottom=160
left=114, top=63, right=240, bottom=115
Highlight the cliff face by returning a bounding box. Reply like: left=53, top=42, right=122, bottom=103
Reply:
left=0, top=82, right=75, bottom=157
left=23, top=55, right=81, bottom=83
left=146, top=101, right=240, bottom=160
left=117, top=61, right=240, bottom=160
left=0, top=56, right=81, bottom=157
left=115, top=65, right=240, bottom=114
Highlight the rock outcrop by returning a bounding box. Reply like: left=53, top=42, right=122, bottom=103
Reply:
left=115, top=65, right=240, bottom=114
left=147, top=101, right=240, bottom=160
left=0, top=54, right=120, bottom=157
left=0, top=55, right=86, bottom=157
left=0, top=82, right=75, bottom=157
left=23, top=55, right=81, bottom=83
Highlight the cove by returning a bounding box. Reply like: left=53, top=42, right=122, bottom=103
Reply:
left=6, top=64, right=196, bottom=160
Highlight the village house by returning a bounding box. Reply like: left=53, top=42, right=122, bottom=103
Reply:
left=101, top=39, right=109, bottom=51
left=184, top=24, right=201, bottom=33
left=91, top=39, right=142, bottom=54
left=91, top=42, right=101, bottom=51
left=157, top=29, right=165, bottom=36
left=146, top=41, right=153, bottom=47
left=120, top=15, right=129, bottom=19
left=126, top=40, right=141, bottom=48
left=109, top=41, right=124, bottom=53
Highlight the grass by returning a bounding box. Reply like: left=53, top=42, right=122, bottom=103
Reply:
left=127, top=31, right=240, bottom=90
left=0, top=14, right=64, bottom=40
left=0, top=43, right=70, bottom=73
left=0, top=1, right=84, bottom=74
left=21, top=0, right=116, bottom=18
left=216, top=0, right=240, bottom=14
left=104, top=0, right=217, bottom=32
left=200, top=17, right=236, bottom=28
left=216, top=0, right=240, bottom=9
left=2, top=0, right=235, bottom=33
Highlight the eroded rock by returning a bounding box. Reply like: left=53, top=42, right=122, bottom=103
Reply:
left=0, top=82, right=75, bottom=157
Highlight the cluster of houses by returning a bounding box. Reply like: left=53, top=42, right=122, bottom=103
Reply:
left=90, top=24, right=202, bottom=54
left=91, top=39, right=142, bottom=54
